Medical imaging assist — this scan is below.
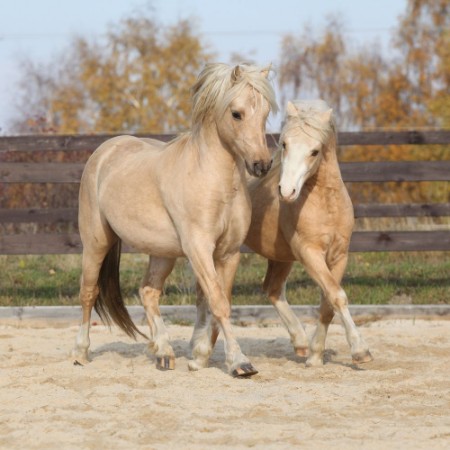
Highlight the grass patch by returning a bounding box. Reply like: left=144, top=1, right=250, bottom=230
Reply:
left=0, top=252, right=449, bottom=306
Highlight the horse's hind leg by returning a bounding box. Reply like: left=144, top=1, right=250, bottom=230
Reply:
left=139, top=256, right=176, bottom=370
left=72, top=245, right=112, bottom=365
left=263, top=260, right=309, bottom=357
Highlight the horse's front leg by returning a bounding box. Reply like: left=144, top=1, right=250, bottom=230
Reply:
left=263, top=259, right=309, bottom=357
left=298, top=248, right=372, bottom=366
left=188, top=248, right=257, bottom=377
left=189, top=281, right=219, bottom=371
left=139, top=256, right=177, bottom=370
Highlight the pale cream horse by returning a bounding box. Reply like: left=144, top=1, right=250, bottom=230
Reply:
left=194, top=100, right=373, bottom=367
left=71, top=63, right=278, bottom=377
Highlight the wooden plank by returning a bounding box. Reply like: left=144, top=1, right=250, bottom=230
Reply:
left=2, top=203, right=449, bottom=224
left=0, top=130, right=449, bottom=153
left=341, top=161, right=450, bottom=182
left=353, top=203, right=450, bottom=218
left=0, top=208, right=78, bottom=223
left=2, top=160, right=450, bottom=183
left=0, top=233, right=82, bottom=254
left=338, top=130, right=450, bottom=146
left=349, top=231, right=450, bottom=252
left=0, top=134, right=176, bottom=152
left=2, top=231, right=449, bottom=254
left=0, top=163, right=84, bottom=183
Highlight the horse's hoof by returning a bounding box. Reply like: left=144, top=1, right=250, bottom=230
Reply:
left=295, top=346, right=309, bottom=357
left=156, top=356, right=175, bottom=371
left=231, top=363, right=258, bottom=378
left=71, top=350, right=89, bottom=366
left=352, top=350, right=373, bottom=364
left=305, top=354, right=323, bottom=367
left=188, top=359, right=208, bottom=371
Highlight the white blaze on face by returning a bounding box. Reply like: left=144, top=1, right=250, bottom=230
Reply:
left=278, top=101, right=332, bottom=203
left=278, top=135, right=321, bottom=202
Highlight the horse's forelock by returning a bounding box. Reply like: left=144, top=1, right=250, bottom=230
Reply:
left=191, top=63, right=278, bottom=129
left=283, top=103, right=335, bottom=146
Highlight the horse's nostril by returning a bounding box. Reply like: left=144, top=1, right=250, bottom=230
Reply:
left=278, top=186, right=296, bottom=200
left=253, top=160, right=272, bottom=177
left=253, top=161, right=262, bottom=177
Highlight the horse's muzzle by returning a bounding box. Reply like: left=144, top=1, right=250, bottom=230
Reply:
left=247, top=159, right=273, bottom=177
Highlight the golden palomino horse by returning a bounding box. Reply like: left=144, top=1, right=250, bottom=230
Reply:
left=71, top=63, right=278, bottom=377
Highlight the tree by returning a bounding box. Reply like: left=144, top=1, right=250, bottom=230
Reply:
left=278, top=16, right=348, bottom=127
left=278, top=1, right=449, bottom=206
left=279, top=1, right=449, bottom=130
left=11, top=12, right=214, bottom=134
left=394, top=0, right=450, bottom=129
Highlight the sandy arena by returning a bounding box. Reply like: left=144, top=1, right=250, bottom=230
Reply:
left=1, top=317, right=449, bottom=449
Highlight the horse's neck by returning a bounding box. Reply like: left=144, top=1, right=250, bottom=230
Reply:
left=193, top=124, right=246, bottom=185
left=306, top=139, right=342, bottom=190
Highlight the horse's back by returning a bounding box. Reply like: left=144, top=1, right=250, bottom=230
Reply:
left=84, top=135, right=163, bottom=170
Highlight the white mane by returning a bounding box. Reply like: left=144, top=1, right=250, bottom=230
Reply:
left=281, top=99, right=336, bottom=146
left=190, top=63, right=278, bottom=132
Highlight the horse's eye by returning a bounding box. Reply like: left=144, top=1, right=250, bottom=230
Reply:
left=281, top=142, right=286, bottom=150
left=311, top=150, right=319, bottom=157
left=232, top=111, right=242, bottom=120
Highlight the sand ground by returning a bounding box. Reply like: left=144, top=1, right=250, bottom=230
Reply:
left=1, top=317, right=449, bottom=449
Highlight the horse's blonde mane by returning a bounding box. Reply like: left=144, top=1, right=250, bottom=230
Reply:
left=281, top=99, right=336, bottom=147
left=190, top=63, right=278, bottom=131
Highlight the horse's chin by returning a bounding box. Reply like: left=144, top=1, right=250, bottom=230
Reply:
left=279, top=194, right=299, bottom=204
left=278, top=183, right=302, bottom=203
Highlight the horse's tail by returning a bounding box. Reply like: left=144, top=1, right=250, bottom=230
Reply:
left=95, top=240, right=147, bottom=340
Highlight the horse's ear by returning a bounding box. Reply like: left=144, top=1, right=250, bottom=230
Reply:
left=231, top=65, right=242, bottom=83
left=261, top=64, right=272, bottom=79
left=286, top=101, right=298, bottom=118
left=319, top=108, right=333, bottom=123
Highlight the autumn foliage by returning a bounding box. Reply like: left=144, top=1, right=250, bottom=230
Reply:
left=12, top=14, right=213, bottom=134
left=3, top=0, right=450, bottom=216
left=278, top=0, right=449, bottom=205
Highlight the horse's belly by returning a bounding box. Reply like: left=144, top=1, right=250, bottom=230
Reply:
left=122, top=230, right=183, bottom=258
left=245, top=217, right=296, bottom=262
left=107, top=212, right=184, bottom=258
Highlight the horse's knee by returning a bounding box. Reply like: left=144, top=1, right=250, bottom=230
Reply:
left=209, top=299, right=231, bottom=320
left=325, top=288, right=348, bottom=311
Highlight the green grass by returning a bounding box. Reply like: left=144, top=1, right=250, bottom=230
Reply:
left=0, top=252, right=449, bottom=307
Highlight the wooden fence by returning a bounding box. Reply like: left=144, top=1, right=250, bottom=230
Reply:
left=1, top=130, right=450, bottom=255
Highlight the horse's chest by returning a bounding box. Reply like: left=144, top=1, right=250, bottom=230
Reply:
left=297, top=190, right=351, bottom=245
left=215, top=188, right=251, bottom=253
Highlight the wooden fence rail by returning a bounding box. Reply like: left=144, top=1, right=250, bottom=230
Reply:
left=1, top=131, right=449, bottom=254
